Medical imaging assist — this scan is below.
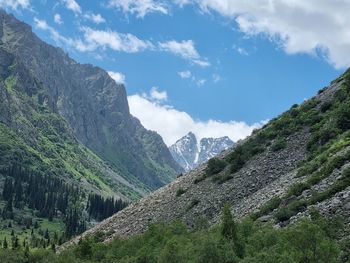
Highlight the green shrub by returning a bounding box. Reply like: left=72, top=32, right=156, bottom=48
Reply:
left=320, top=101, right=332, bottom=112
left=205, top=158, right=227, bottom=176
left=336, top=101, right=350, bottom=131
left=187, top=199, right=200, bottom=210
left=176, top=188, right=186, bottom=197
left=274, top=200, right=307, bottom=222
left=250, top=196, right=282, bottom=220
left=271, top=137, right=287, bottom=152
left=287, top=182, right=310, bottom=197
left=194, top=174, right=206, bottom=184
left=212, top=173, right=233, bottom=184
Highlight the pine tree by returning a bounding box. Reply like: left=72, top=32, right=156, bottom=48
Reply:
left=3, top=237, right=8, bottom=249
left=220, top=203, right=244, bottom=257
left=221, top=203, right=237, bottom=241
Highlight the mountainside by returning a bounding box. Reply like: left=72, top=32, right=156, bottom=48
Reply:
left=0, top=10, right=180, bottom=246
left=169, top=132, right=234, bottom=171
left=64, top=69, right=350, bottom=247
left=0, top=10, right=181, bottom=191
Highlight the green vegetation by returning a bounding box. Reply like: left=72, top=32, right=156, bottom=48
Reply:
left=0, top=165, right=128, bottom=248
left=271, top=137, right=287, bottom=151
left=0, top=61, right=139, bottom=243
left=193, top=174, right=206, bottom=184
left=250, top=196, right=282, bottom=221
left=186, top=199, right=200, bottom=211
left=0, top=205, right=347, bottom=263
left=176, top=188, right=186, bottom=197
left=4, top=76, right=17, bottom=92
left=212, top=173, right=234, bottom=184
left=205, top=158, right=227, bottom=176
left=235, top=69, right=350, bottom=224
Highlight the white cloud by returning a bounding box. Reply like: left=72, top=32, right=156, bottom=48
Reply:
left=108, top=71, right=126, bottom=84
left=128, top=92, right=263, bottom=146
left=174, top=0, right=191, bottom=8
left=84, top=13, right=106, bottom=24
left=178, top=70, right=192, bottom=79
left=34, top=17, right=74, bottom=46
left=196, top=78, right=206, bottom=86
left=0, top=0, right=30, bottom=10
left=159, top=40, right=210, bottom=67
left=149, top=87, right=168, bottom=101
left=64, top=0, right=81, bottom=14
left=183, top=0, right=350, bottom=69
left=34, top=18, right=206, bottom=67
left=108, top=0, right=168, bottom=18
left=76, top=27, right=154, bottom=53
left=54, top=13, right=63, bottom=25
left=233, top=45, right=249, bottom=56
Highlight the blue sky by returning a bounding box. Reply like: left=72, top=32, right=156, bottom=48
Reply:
left=1, top=0, right=348, bottom=145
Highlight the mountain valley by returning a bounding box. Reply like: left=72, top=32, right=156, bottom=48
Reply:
left=1, top=4, right=350, bottom=263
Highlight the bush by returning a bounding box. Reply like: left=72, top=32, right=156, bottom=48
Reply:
left=187, top=199, right=200, bottom=210
left=205, top=158, right=227, bottom=176
left=227, top=146, right=247, bottom=173
left=212, top=173, right=233, bottom=184
left=336, top=102, right=350, bottom=131
left=287, top=182, right=310, bottom=197
left=250, top=196, right=282, bottom=220
left=320, top=101, right=332, bottom=112
left=271, top=137, right=287, bottom=152
left=274, top=200, right=307, bottom=222
left=176, top=188, right=186, bottom=197
left=194, top=174, right=206, bottom=184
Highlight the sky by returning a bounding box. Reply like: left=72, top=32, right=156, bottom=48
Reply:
left=1, top=0, right=349, bottom=145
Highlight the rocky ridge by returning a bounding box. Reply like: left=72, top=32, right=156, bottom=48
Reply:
left=170, top=132, right=234, bottom=171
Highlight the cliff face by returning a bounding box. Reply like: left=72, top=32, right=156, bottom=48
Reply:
left=0, top=10, right=181, bottom=191
left=63, top=70, right=350, bottom=247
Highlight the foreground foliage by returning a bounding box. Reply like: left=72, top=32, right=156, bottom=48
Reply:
left=0, top=206, right=348, bottom=263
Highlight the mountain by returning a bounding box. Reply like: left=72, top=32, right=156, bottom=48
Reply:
left=169, top=132, right=234, bottom=171
left=0, top=10, right=181, bottom=190
left=64, top=68, right=350, bottom=248
left=0, top=10, right=181, bottom=243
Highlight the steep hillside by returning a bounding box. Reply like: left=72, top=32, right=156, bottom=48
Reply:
left=64, top=69, right=350, bottom=247
left=0, top=10, right=181, bottom=190
left=170, top=132, right=234, bottom=171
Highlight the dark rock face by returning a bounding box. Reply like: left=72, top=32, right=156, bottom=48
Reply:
left=0, top=10, right=181, bottom=190
left=169, top=132, right=234, bottom=171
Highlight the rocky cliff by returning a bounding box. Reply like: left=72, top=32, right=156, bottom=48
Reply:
left=0, top=10, right=181, bottom=191
left=63, top=69, right=350, bottom=248
left=169, top=132, right=234, bottom=171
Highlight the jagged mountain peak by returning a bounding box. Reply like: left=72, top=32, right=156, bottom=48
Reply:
left=169, top=132, right=234, bottom=171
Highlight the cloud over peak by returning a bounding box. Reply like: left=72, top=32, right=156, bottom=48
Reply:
left=128, top=89, right=263, bottom=146
left=108, top=71, right=126, bottom=84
